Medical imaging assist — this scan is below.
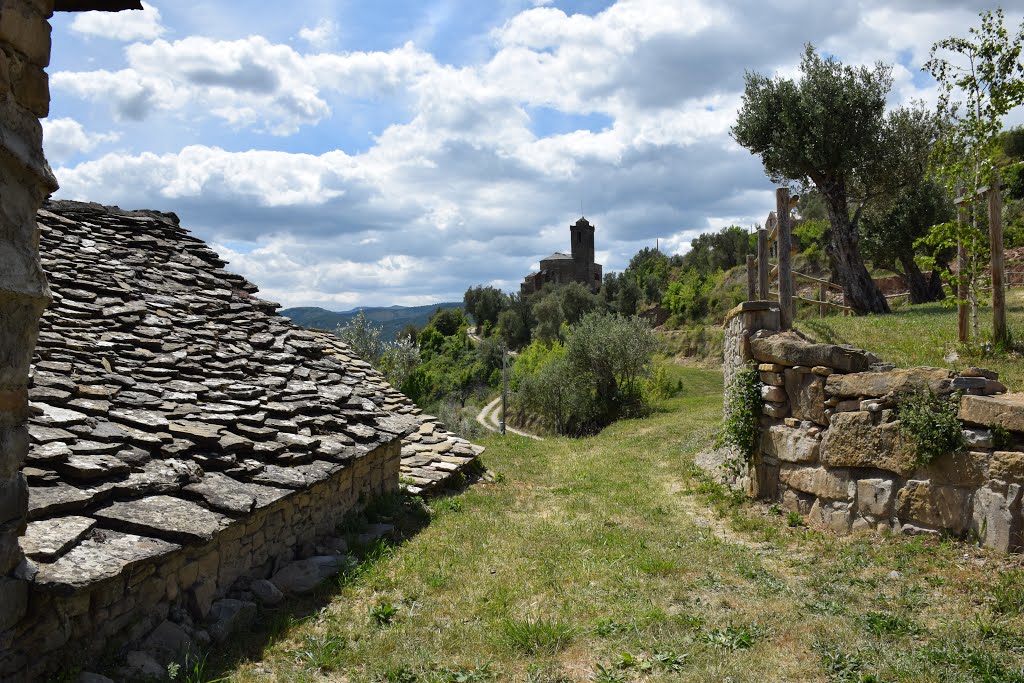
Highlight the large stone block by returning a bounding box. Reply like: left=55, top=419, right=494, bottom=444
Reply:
left=990, top=451, right=1024, bottom=485
left=0, top=577, right=27, bottom=631
left=959, top=393, right=1024, bottom=432
left=0, top=0, right=51, bottom=66
left=896, top=480, right=972, bottom=533
left=750, top=331, right=879, bottom=372
left=808, top=499, right=852, bottom=533
left=785, top=368, right=827, bottom=425
left=781, top=465, right=854, bottom=500
left=825, top=367, right=953, bottom=399
left=972, top=484, right=1022, bottom=552
left=914, top=450, right=988, bottom=488
left=820, top=411, right=917, bottom=476
left=761, top=424, right=820, bottom=463
left=11, top=59, right=47, bottom=117
left=856, top=478, right=895, bottom=518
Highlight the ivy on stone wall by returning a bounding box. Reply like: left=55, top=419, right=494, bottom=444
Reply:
left=718, top=364, right=764, bottom=468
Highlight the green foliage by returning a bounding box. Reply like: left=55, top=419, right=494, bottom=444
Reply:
left=463, top=286, right=509, bottom=335
left=703, top=623, right=765, bottom=650
left=679, top=225, right=751, bottom=275
left=512, top=312, right=657, bottom=435
left=500, top=616, right=574, bottom=654
left=895, top=390, right=966, bottom=467
left=862, top=611, right=922, bottom=637
left=718, top=365, right=764, bottom=466
left=337, top=310, right=385, bottom=363
left=369, top=600, right=399, bottom=627
left=991, top=569, right=1024, bottom=616
left=429, top=308, right=469, bottom=337
left=531, top=282, right=601, bottom=344
left=643, top=365, right=683, bottom=402
left=793, top=217, right=830, bottom=259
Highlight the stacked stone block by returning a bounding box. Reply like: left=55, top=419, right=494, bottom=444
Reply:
left=719, top=304, right=1024, bottom=552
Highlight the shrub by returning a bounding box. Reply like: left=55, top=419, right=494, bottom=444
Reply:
left=718, top=364, right=764, bottom=466
left=895, top=390, right=966, bottom=467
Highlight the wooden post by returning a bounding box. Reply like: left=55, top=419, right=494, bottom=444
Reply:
left=776, top=188, right=793, bottom=329
left=746, top=254, right=756, bottom=300
left=757, top=228, right=768, bottom=300
left=987, top=183, right=1006, bottom=346
left=955, top=197, right=969, bottom=343
left=819, top=284, right=826, bottom=317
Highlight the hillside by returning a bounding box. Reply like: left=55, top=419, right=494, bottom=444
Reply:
left=281, top=302, right=462, bottom=340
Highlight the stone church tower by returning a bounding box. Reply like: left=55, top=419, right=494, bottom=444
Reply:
left=520, top=216, right=603, bottom=295
left=571, top=216, right=595, bottom=270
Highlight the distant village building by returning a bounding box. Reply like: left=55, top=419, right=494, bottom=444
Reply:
left=520, top=217, right=603, bottom=296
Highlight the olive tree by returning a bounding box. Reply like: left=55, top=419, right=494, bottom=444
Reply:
left=733, top=45, right=932, bottom=315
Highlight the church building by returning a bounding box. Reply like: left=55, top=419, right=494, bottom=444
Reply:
left=520, top=217, right=603, bottom=296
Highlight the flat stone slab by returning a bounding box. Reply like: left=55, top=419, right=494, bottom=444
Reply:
left=751, top=331, right=879, bottom=373
left=93, top=495, right=229, bottom=544
left=826, top=367, right=954, bottom=399
left=34, top=530, right=180, bottom=595
left=959, top=393, right=1024, bottom=432
left=20, top=515, right=96, bottom=562
left=183, top=472, right=290, bottom=514
left=27, top=483, right=109, bottom=521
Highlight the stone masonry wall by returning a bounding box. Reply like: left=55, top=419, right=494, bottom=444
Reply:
left=0, top=0, right=57, bottom=644
left=5, top=439, right=400, bottom=679
left=718, top=303, right=1024, bottom=552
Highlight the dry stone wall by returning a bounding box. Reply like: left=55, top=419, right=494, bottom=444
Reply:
left=717, top=303, right=1024, bottom=553
left=0, top=201, right=484, bottom=680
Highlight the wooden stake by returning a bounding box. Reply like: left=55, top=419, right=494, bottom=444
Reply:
left=757, top=228, right=768, bottom=300
left=746, top=254, right=756, bottom=300
left=988, top=183, right=1006, bottom=345
left=956, top=199, right=969, bottom=343
left=776, top=188, right=793, bottom=329
left=819, top=283, right=827, bottom=317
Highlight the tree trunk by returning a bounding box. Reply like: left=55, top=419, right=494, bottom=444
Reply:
left=823, top=189, right=891, bottom=314
left=927, top=269, right=945, bottom=301
left=898, top=254, right=936, bottom=304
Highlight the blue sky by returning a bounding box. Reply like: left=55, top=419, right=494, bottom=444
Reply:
left=43, top=1, right=1023, bottom=310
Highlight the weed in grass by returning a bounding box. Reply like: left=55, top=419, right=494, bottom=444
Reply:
left=992, top=569, right=1024, bottom=616
left=652, top=650, right=688, bottom=672
left=613, top=651, right=653, bottom=672
left=432, top=497, right=464, bottom=514
left=293, top=634, right=346, bottom=671
left=703, top=623, right=765, bottom=650
left=921, top=637, right=1024, bottom=683
left=525, top=663, right=572, bottom=683
left=590, top=663, right=626, bottom=683
left=977, top=617, right=1024, bottom=652
left=815, top=642, right=879, bottom=683
left=375, top=666, right=419, bottom=682
left=696, top=572, right=725, bottom=591
left=804, top=599, right=848, bottom=616
left=431, top=663, right=494, bottom=682
left=862, top=611, right=922, bottom=637
left=593, top=619, right=634, bottom=637
left=787, top=511, right=805, bottom=527
left=500, top=615, right=574, bottom=655
left=370, top=600, right=399, bottom=627
left=673, top=613, right=706, bottom=630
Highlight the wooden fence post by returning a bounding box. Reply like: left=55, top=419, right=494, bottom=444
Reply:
left=955, top=196, right=969, bottom=343
left=746, top=254, right=756, bottom=300
left=776, top=188, right=793, bottom=329
left=757, top=228, right=768, bottom=300
left=818, top=284, right=826, bottom=317
left=988, top=183, right=1006, bottom=346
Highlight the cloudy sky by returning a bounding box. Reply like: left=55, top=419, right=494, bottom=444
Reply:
left=44, top=0, right=1021, bottom=310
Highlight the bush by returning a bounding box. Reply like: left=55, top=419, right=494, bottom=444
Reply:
left=718, top=364, right=764, bottom=467
left=895, top=390, right=966, bottom=467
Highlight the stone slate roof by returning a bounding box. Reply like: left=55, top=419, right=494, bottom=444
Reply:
left=23, top=201, right=481, bottom=587
left=542, top=252, right=573, bottom=261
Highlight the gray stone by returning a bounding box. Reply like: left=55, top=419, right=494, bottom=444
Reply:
left=761, top=385, right=787, bottom=403
left=143, top=619, right=195, bottom=660
left=780, top=465, right=854, bottom=500
left=120, top=651, right=165, bottom=680
left=952, top=376, right=988, bottom=391
left=34, top=530, right=180, bottom=594
left=76, top=673, right=115, bottom=683
left=20, top=515, right=95, bottom=561
left=59, top=454, right=130, bottom=479
left=94, top=496, right=229, bottom=544
left=271, top=555, right=349, bottom=595
left=896, top=480, right=972, bottom=534
left=0, top=578, right=28, bottom=631
left=250, top=578, right=284, bottom=606
left=963, top=427, right=994, bottom=449
left=785, top=368, right=827, bottom=425
left=972, top=484, right=1022, bottom=552
left=208, top=599, right=257, bottom=643
left=168, top=421, right=223, bottom=444
left=109, top=408, right=169, bottom=430
left=990, top=451, right=1024, bottom=484
left=961, top=366, right=999, bottom=380
left=750, top=331, right=879, bottom=373
left=856, top=478, right=894, bottom=518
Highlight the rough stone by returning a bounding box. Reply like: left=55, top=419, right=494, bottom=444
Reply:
left=896, top=480, right=972, bottom=534
left=93, top=496, right=229, bottom=544
left=959, top=393, right=1024, bottom=432
left=826, top=367, right=953, bottom=399
left=271, top=555, right=348, bottom=595
left=34, top=531, right=180, bottom=594
left=20, top=515, right=95, bottom=562
left=990, top=451, right=1024, bottom=484
left=142, top=619, right=195, bottom=660
left=856, top=478, right=895, bottom=518
left=250, top=578, right=284, bottom=606
left=761, top=424, right=820, bottom=463
left=972, top=484, right=1022, bottom=552
left=820, top=411, right=917, bottom=477
left=750, top=331, right=879, bottom=372
left=780, top=465, right=854, bottom=499
left=785, top=368, right=827, bottom=425
left=207, top=598, right=257, bottom=643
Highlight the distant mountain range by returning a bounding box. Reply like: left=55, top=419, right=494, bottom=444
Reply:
left=281, top=302, right=463, bottom=340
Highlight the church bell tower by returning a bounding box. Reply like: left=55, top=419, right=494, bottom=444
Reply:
left=570, top=216, right=595, bottom=267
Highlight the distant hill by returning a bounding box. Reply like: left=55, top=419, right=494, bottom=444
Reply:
left=281, top=302, right=463, bottom=341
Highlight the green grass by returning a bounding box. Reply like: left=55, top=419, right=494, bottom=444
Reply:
left=796, top=289, right=1024, bottom=391
left=195, top=364, right=1024, bottom=683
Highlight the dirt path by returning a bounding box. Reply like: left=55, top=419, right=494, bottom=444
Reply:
left=476, top=395, right=543, bottom=440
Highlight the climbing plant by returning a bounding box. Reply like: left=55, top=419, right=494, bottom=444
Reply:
left=718, top=364, right=764, bottom=472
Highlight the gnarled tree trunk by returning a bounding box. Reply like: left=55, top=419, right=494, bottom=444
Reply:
left=898, top=254, right=941, bottom=304
left=822, top=186, right=891, bottom=314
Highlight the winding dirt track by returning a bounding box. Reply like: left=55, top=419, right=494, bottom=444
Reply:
left=476, top=396, right=543, bottom=440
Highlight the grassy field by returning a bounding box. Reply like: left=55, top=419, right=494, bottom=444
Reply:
left=796, top=289, right=1024, bottom=391
left=193, top=363, right=1024, bottom=683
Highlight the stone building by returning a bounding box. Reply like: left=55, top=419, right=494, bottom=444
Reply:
left=520, top=217, right=603, bottom=296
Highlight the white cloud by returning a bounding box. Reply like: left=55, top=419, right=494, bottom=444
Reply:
left=299, top=18, right=339, bottom=50
left=69, top=1, right=165, bottom=41
left=41, top=118, right=120, bottom=164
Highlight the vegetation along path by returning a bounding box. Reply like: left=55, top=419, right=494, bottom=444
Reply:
left=214, top=365, right=1024, bottom=683
left=476, top=395, right=543, bottom=440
